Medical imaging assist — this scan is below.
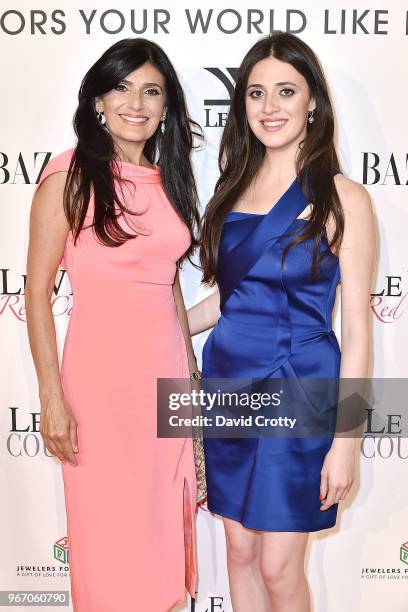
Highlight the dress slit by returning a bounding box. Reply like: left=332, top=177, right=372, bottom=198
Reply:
left=183, top=476, right=195, bottom=600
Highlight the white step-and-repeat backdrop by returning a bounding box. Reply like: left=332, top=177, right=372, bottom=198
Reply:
left=1, top=1, right=407, bottom=610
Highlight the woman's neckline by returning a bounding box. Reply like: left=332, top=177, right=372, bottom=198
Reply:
left=109, top=158, right=161, bottom=183
left=114, top=158, right=159, bottom=171
left=228, top=210, right=265, bottom=216
left=227, top=211, right=310, bottom=223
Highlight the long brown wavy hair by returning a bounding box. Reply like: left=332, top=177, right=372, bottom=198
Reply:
left=200, top=32, right=344, bottom=284
left=63, top=37, right=202, bottom=266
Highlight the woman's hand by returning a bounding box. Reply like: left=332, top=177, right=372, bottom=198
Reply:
left=319, top=439, right=356, bottom=511
left=39, top=391, right=79, bottom=466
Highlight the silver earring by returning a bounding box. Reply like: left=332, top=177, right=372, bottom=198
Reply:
left=96, top=110, right=106, bottom=125
left=308, top=110, right=315, bottom=124
left=160, top=114, right=166, bottom=134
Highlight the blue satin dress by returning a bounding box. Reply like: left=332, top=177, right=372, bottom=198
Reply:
left=201, top=177, right=341, bottom=531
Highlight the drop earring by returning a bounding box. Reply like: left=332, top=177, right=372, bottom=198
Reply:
left=160, top=112, right=166, bottom=135
left=96, top=109, right=106, bottom=126
left=308, top=110, right=315, bottom=124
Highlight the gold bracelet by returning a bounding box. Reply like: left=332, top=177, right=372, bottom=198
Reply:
left=190, top=370, right=202, bottom=380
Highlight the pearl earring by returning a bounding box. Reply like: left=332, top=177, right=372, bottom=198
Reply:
left=308, top=110, right=315, bottom=124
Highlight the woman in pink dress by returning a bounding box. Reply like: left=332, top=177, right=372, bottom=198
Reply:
left=25, top=38, right=202, bottom=611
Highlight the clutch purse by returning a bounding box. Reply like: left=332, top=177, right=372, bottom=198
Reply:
left=190, top=370, right=207, bottom=507
left=193, top=431, right=207, bottom=507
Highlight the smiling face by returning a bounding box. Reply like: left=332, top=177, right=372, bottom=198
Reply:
left=95, top=61, right=167, bottom=151
left=245, top=56, right=316, bottom=153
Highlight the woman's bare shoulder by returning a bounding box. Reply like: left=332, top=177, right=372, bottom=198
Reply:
left=333, top=173, right=372, bottom=214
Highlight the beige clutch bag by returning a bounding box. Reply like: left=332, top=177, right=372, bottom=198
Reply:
left=190, top=371, right=207, bottom=507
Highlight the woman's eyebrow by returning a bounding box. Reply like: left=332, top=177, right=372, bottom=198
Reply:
left=120, top=79, right=163, bottom=89
left=247, top=83, right=262, bottom=90
left=142, top=82, right=163, bottom=89
left=246, top=80, right=299, bottom=90
left=275, top=81, right=299, bottom=87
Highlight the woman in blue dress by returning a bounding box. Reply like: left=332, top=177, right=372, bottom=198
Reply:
left=188, top=33, right=375, bottom=611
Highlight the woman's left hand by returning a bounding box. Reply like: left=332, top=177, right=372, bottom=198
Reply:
left=319, top=439, right=356, bottom=511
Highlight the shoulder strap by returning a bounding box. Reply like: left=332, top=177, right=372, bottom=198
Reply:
left=33, top=148, right=75, bottom=195
left=218, top=178, right=309, bottom=311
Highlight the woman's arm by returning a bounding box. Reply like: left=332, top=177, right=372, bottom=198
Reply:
left=320, top=174, right=376, bottom=511
left=172, top=269, right=201, bottom=373
left=26, top=171, right=78, bottom=466
left=334, top=174, right=376, bottom=380
left=187, top=288, right=221, bottom=336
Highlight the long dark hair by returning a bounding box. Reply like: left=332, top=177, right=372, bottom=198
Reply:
left=200, top=32, right=344, bottom=284
left=63, top=37, right=202, bottom=265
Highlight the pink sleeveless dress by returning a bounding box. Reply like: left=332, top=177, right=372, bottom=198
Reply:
left=33, top=149, right=197, bottom=611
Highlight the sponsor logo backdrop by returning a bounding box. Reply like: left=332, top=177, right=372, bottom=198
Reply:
left=1, top=1, right=407, bottom=610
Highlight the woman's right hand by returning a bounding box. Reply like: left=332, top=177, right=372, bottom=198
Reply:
left=39, top=391, right=79, bottom=466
